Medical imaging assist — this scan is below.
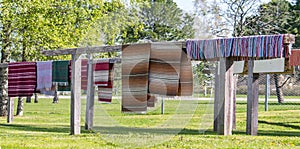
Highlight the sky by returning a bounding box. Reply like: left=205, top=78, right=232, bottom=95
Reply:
left=173, top=0, right=293, bottom=12
left=173, top=0, right=194, bottom=12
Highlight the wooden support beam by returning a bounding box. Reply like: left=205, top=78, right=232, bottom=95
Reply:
left=42, top=45, right=122, bottom=56
left=70, top=54, right=82, bottom=135
left=246, top=58, right=259, bottom=135
left=161, top=97, right=165, bottom=114
left=93, top=58, right=121, bottom=64
left=217, top=58, right=234, bottom=135
left=213, top=62, right=219, bottom=132
left=7, top=98, right=14, bottom=123
left=85, top=55, right=95, bottom=130
left=265, top=74, right=270, bottom=111
left=232, top=75, right=237, bottom=130
left=41, top=34, right=293, bottom=56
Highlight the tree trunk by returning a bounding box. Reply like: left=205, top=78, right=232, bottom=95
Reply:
left=274, top=74, right=284, bottom=104
left=17, top=38, right=28, bottom=114
left=26, top=96, right=31, bottom=103
left=53, top=90, right=58, bottom=103
left=0, top=46, right=10, bottom=116
left=1, top=22, right=12, bottom=116
left=0, top=67, right=8, bottom=116
left=34, top=93, right=38, bottom=103
left=16, top=97, right=24, bottom=116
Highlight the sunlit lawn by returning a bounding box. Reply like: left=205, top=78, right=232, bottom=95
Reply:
left=0, top=97, right=300, bottom=148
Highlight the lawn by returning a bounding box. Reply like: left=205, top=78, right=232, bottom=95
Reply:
left=0, top=97, right=300, bottom=148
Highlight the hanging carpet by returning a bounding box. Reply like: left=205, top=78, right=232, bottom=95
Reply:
left=122, top=43, right=151, bottom=112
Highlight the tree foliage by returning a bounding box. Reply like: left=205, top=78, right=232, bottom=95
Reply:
left=0, top=0, right=129, bottom=62
left=291, top=0, right=300, bottom=47
left=243, top=0, right=293, bottom=35
left=194, top=0, right=261, bottom=37
left=119, top=0, right=195, bottom=43
left=0, top=0, right=129, bottom=116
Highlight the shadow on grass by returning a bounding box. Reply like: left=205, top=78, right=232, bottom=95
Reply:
left=2, top=122, right=299, bottom=137
left=94, top=125, right=300, bottom=137
left=235, top=102, right=300, bottom=106
left=93, top=126, right=219, bottom=136
left=234, top=130, right=300, bottom=137
left=93, top=126, right=210, bottom=135
left=0, top=123, right=70, bottom=134
left=232, top=120, right=300, bottom=137
left=258, top=120, right=300, bottom=130
left=258, top=130, right=300, bottom=136
left=267, top=102, right=300, bottom=105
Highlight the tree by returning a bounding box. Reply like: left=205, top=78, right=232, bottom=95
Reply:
left=119, top=0, right=195, bottom=43
left=291, top=0, right=300, bottom=47
left=0, top=0, right=123, bottom=116
left=243, top=0, right=293, bottom=35
left=0, top=0, right=16, bottom=116
left=194, top=0, right=218, bottom=37
left=243, top=0, right=294, bottom=104
left=194, top=0, right=261, bottom=37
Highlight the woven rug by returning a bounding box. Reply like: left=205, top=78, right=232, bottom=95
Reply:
left=52, top=60, right=70, bottom=83
left=36, top=61, right=52, bottom=90
left=122, top=43, right=151, bottom=112
left=8, top=62, right=37, bottom=97
left=148, top=43, right=182, bottom=96
left=94, top=59, right=110, bottom=86
left=81, top=59, right=88, bottom=90
left=290, top=50, right=300, bottom=66
left=56, top=60, right=71, bottom=91
left=98, top=63, right=114, bottom=103
left=147, top=94, right=156, bottom=107
left=178, top=49, right=193, bottom=96
left=121, top=43, right=194, bottom=112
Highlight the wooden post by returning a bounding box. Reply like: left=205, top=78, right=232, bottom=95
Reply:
left=85, top=55, right=95, bottom=130
left=232, top=75, right=237, bottom=130
left=161, top=97, right=164, bottom=114
left=265, top=74, right=270, bottom=111
left=7, top=98, right=14, bottom=123
left=217, top=58, right=234, bottom=135
left=210, top=86, right=213, bottom=97
left=213, top=62, right=219, bottom=132
left=246, top=58, right=259, bottom=135
left=70, top=54, right=81, bottom=135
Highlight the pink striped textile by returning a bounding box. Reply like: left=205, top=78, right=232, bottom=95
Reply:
left=81, top=59, right=88, bottom=90
left=8, top=62, right=37, bottom=97
left=96, top=63, right=114, bottom=103
left=94, top=60, right=110, bottom=86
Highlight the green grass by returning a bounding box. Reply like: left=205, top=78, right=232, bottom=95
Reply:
left=0, top=98, right=300, bottom=148
left=235, top=94, right=300, bottom=99
left=194, top=93, right=300, bottom=99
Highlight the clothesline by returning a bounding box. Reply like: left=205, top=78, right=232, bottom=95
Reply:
left=92, top=58, right=121, bottom=64
left=7, top=59, right=116, bottom=103
left=186, top=34, right=293, bottom=60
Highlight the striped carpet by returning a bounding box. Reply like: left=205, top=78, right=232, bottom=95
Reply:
left=8, top=62, right=37, bottom=97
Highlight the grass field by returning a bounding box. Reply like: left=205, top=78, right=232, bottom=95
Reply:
left=194, top=93, right=300, bottom=100
left=0, top=97, right=300, bottom=148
